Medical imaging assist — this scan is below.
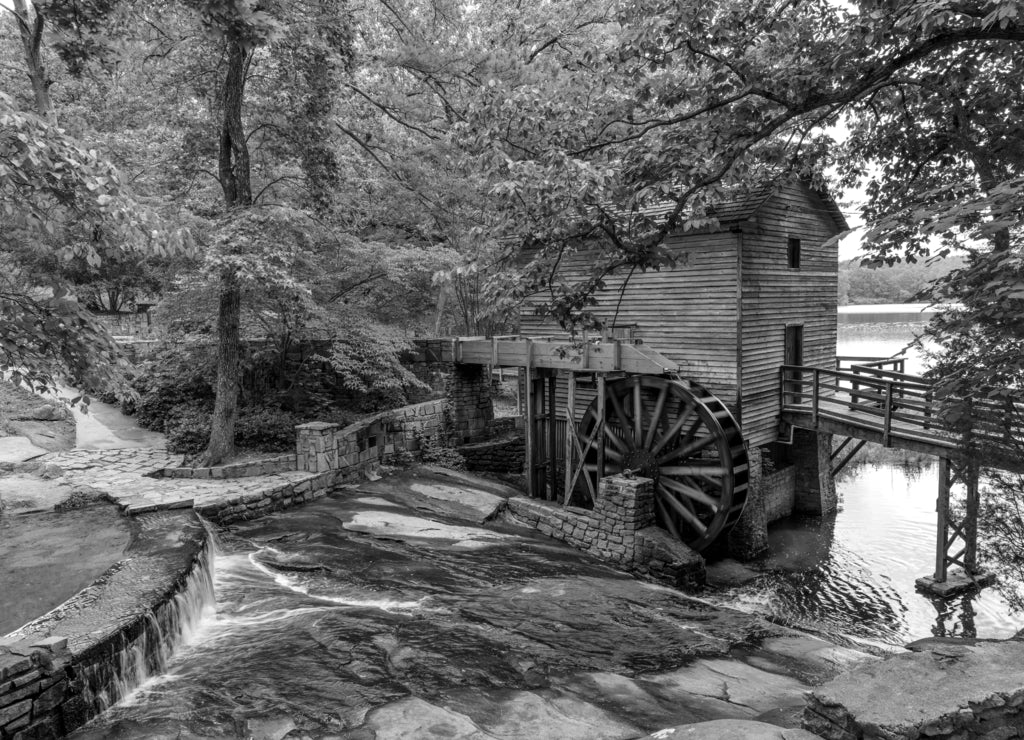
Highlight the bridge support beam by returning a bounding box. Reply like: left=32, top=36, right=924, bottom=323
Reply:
left=916, top=456, right=995, bottom=597
left=792, top=429, right=837, bottom=516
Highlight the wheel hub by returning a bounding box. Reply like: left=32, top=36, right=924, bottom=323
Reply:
left=621, top=449, right=659, bottom=482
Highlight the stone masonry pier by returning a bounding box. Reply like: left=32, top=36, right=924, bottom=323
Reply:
left=506, top=473, right=706, bottom=590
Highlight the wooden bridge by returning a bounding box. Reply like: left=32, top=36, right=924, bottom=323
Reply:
left=779, top=357, right=1024, bottom=593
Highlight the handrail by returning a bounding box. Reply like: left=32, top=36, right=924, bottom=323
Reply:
left=779, top=364, right=1024, bottom=455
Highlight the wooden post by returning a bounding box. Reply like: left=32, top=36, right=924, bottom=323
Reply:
left=524, top=368, right=536, bottom=498
left=934, top=456, right=950, bottom=582
left=812, top=368, right=820, bottom=425
left=965, top=460, right=980, bottom=574
left=547, top=372, right=557, bottom=501
left=564, top=372, right=576, bottom=505
left=596, top=374, right=606, bottom=499
left=882, top=381, right=894, bottom=446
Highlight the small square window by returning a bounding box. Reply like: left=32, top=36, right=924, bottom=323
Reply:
left=787, top=237, right=801, bottom=269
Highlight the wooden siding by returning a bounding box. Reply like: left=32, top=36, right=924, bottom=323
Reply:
left=517, top=179, right=841, bottom=449
left=521, top=231, right=741, bottom=401
left=739, top=182, right=839, bottom=446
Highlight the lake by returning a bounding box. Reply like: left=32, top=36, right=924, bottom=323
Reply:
left=705, top=319, right=1020, bottom=650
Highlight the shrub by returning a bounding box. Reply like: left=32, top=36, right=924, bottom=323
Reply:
left=164, top=403, right=212, bottom=456
left=234, top=408, right=305, bottom=452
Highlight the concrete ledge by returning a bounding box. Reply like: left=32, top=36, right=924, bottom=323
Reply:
left=1, top=510, right=213, bottom=739
left=915, top=569, right=997, bottom=598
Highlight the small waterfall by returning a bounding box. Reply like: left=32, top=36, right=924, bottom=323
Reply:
left=79, top=537, right=216, bottom=712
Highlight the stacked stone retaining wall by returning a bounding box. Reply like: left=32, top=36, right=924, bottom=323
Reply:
left=458, top=435, right=525, bottom=475
left=506, top=475, right=705, bottom=590
left=150, top=454, right=296, bottom=480
left=0, top=511, right=211, bottom=740
left=296, top=399, right=448, bottom=480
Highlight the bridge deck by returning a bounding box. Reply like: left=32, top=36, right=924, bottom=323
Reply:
left=779, top=362, right=1024, bottom=472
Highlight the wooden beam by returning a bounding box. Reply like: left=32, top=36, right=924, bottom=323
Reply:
left=547, top=372, right=557, bottom=501
left=564, top=372, right=576, bottom=505
left=453, top=337, right=679, bottom=375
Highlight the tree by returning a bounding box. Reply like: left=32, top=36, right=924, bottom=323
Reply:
left=0, top=82, right=187, bottom=392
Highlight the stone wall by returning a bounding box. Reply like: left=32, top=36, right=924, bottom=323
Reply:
left=196, top=472, right=335, bottom=525
left=0, top=639, right=74, bottom=740
left=445, top=364, right=494, bottom=445
left=506, top=474, right=705, bottom=590
left=1, top=511, right=212, bottom=740
left=793, top=429, right=837, bottom=515
left=296, top=399, right=448, bottom=479
left=458, top=435, right=525, bottom=475
left=763, top=465, right=797, bottom=523
left=150, top=454, right=296, bottom=480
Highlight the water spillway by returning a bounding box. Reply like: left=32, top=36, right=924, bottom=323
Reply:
left=0, top=509, right=215, bottom=738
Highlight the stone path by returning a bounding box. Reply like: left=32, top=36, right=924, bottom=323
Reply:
left=39, top=448, right=323, bottom=518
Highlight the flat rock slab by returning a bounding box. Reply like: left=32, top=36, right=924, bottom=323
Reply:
left=342, top=511, right=517, bottom=548
left=0, top=436, right=48, bottom=464
left=641, top=719, right=822, bottom=740
left=804, top=639, right=1024, bottom=739
left=355, top=466, right=509, bottom=523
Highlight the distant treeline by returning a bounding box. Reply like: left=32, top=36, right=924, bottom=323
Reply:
left=839, top=255, right=966, bottom=305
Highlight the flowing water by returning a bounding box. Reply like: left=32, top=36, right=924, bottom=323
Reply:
left=70, top=316, right=1023, bottom=737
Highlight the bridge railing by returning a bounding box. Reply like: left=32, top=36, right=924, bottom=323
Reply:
left=781, top=364, right=1024, bottom=457
left=781, top=364, right=940, bottom=446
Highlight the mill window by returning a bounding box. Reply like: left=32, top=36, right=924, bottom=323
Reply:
left=787, top=237, right=801, bottom=269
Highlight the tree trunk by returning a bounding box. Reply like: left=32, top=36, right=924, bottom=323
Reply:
left=12, top=0, right=54, bottom=123
left=201, top=35, right=253, bottom=466
left=203, top=270, right=242, bottom=464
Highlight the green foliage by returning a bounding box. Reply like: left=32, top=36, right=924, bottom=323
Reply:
left=164, top=403, right=312, bottom=456
left=839, top=256, right=966, bottom=305
left=415, top=431, right=467, bottom=472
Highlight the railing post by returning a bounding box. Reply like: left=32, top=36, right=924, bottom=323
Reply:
left=882, top=380, right=894, bottom=446
left=812, top=368, right=820, bottom=425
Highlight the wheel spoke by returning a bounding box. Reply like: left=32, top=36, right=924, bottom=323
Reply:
left=658, top=435, right=717, bottom=464
left=660, top=476, right=719, bottom=510
left=606, top=388, right=636, bottom=450
left=654, top=493, right=683, bottom=540
left=643, top=385, right=669, bottom=450
left=633, top=381, right=644, bottom=445
left=657, top=483, right=709, bottom=534
left=650, top=401, right=695, bottom=456
left=602, top=419, right=630, bottom=454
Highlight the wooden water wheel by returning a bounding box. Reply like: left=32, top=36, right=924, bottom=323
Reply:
left=577, top=376, right=749, bottom=552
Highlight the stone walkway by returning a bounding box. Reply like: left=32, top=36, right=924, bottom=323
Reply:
left=40, top=448, right=323, bottom=518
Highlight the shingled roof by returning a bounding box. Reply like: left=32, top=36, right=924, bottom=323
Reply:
left=636, top=180, right=849, bottom=234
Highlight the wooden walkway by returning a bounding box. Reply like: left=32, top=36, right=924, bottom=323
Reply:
left=779, top=357, right=1024, bottom=473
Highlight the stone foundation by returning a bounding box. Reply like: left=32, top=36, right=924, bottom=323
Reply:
left=445, top=364, right=494, bottom=445
left=793, top=429, right=837, bottom=515
left=458, top=434, right=525, bottom=475
left=506, top=474, right=705, bottom=590
left=727, top=446, right=798, bottom=560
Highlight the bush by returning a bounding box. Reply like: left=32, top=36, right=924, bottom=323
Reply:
left=235, top=408, right=305, bottom=452
left=164, top=403, right=212, bottom=456
left=164, top=403, right=357, bottom=458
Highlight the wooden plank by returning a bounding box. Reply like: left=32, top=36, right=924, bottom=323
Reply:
left=564, top=372, right=575, bottom=504
left=547, top=372, right=557, bottom=501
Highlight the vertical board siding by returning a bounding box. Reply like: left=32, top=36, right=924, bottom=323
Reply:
left=518, top=180, right=841, bottom=451
left=521, top=232, right=740, bottom=402
left=740, top=182, right=839, bottom=446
